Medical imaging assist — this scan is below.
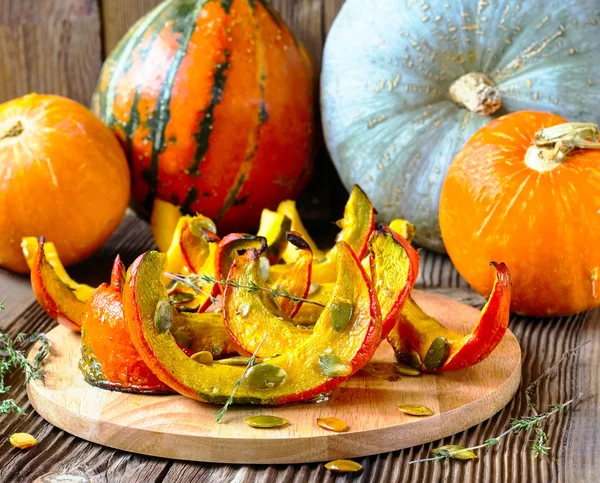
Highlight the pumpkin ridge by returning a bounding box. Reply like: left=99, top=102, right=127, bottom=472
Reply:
left=187, top=48, right=232, bottom=177
left=220, top=0, right=234, bottom=13
left=143, top=0, right=211, bottom=212
left=215, top=5, right=268, bottom=222
left=98, top=1, right=171, bottom=127
left=180, top=186, right=198, bottom=215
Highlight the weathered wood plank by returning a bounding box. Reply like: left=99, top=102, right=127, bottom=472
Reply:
left=100, top=0, right=163, bottom=55
left=0, top=0, right=102, bottom=105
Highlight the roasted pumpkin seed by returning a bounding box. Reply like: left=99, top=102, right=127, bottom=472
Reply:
left=239, top=302, right=250, bottom=317
left=188, top=218, right=215, bottom=238
left=308, top=282, right=320, bottom=295
left=317, top=417, right=348, bottom=432
left=154, top=299, right=173, bottom=333
left=190, top=351, right=213, bottom=364
left=319, top=354, right=352, bottom=377
left=244, top=363, right=287, bottom=389
left=396, top=404, right=434, bottom=417
left=171, top=326, right=193, bottom=349
left=245, top=415, right=288, bottom=428
left=9, top=433, right=37, bottom=449
left=330, top=298, right=353, bottom=331
left=215, top=356, right=262, bottom=366
left=324, top=459, right=363, bottom=473
left=169, top=292, right=195, bottom=304
left=395, top=362, right=421, bottom=377
left=433, top=444, right=477, bottom=460
left=423, top=336, right=449, bottom=370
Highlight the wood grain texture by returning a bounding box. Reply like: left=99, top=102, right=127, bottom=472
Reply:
left=26, top=293, right=520, bottom=464
left=0, top=0, right=102, bottom=105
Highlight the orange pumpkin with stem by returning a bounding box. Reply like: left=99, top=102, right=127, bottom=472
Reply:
left=0, top=94, right=130, bottom=273
left=440, top=111, right=600, bottom=316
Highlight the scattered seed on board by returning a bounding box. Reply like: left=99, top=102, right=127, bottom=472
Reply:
left=317, top=417, right=348, bottom=432
left=396, top=404, right=434, bottom=417
left=433, top=444, right=477, bottom=460
left=190, top=351, right=213, bottom=364
left=395, top=362, right=421, bottom=376
left=9, top=433, right=37, bottom=449
left=245, top=415, right=289, bottom=428
left=324, top=459, right=363, bottom=473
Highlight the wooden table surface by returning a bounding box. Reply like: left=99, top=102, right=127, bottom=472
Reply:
left=0, top=213, right=598, bottom=483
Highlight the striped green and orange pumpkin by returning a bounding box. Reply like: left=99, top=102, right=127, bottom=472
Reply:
left=92, top=0, right=315, bottom=233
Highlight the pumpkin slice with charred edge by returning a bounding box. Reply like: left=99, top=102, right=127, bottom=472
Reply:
left=214, top=233, right=267, bottom=295
left=271, top=231, right=313, bottom=318
left=80, top=256, right=172, bottom=394
left=369, top=224, right=420, bottom=338
left=277, top=199, right=325, bottom=263
left=222, top=247, right=313, bottom=358
left=256, top=209, right=292, bottom=264
left=269, top=185, right=375, bottom=284
left=122, top=241, right=381, bottom=405
left=24, top=237, right=89, bottom=331
left=388, top=262, right=512, bottom=372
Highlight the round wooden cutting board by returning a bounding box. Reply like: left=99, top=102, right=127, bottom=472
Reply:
left=27, top=290, right=521, bottom=464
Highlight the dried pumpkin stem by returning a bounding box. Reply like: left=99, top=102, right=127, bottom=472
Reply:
left=448, top=72, right=501, bottom=115
left=526, top=122, right=600, bottom=172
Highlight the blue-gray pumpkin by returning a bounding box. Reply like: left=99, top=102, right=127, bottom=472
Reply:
left=321, top=0, right=600, bottom=252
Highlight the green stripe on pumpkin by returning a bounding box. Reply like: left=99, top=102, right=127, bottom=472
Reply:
left=187, top=49, right=232, bottom=176
left=221, top=0, right=234, bottom=13
left=99, top=0, right=172, bottom=127
left=180, top=186, right=199, bottom=215
left=143, top=0, right=210, bottom=212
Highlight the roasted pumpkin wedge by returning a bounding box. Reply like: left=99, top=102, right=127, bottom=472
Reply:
left=270, top=232, right=312, bottom=318
left=388, top=262, right=512, bottom=372
left=223, top=247, right=313, bottom=358
left=23, top=237, right=91, bottom=331
left=164, top=213, right=218, bottom=276
left=122, top=241, right=382, bottom=405
left=80, top=256, right=172, bottom=393
left=389, top=219, right=416, bottom=243
left=369, top=224, right=419, bottom=338
left=270, top=185, right=375, bottom=284
left=171, top=311, right=238, bottom=358
left=256, top=209, right=292, bottom=264
left=277, top=200, right=325, bottom=262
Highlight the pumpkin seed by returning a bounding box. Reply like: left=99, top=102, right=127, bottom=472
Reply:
left=244, top=363, right=287, bottom=389
left=259, top=257, right=270, bottom=281
left=169, top=292, right=195, bottom=304
left=396, top=404, right=434, bottom=417
left=238, top=302, right=250, bottom=317
left=324, top=459, right=362, bottom=473
left=188, top=218, right=216, bottom=238
left=319, top=354, right=352, bottom=377
left=9, top=432, right=37, bottom=449
left=317, top=417, right=348, bottom=432
left=190, top=351, right=213, bottom=364
left=433, top=445, right=477, bottom=460
left=396, top=349, right=422, bottom=368
left=171, top=326, right=192, bottom=349
left=395, top=362, right=421, bottom=377
left=382, top=287, right=393, bottom=298
left=423, top=336, right=449, bottom=370
left=215, top=356, right=263, bottom=366
left=154, top=299, right=173, bottom=333
left=245, top=415, right=288, bottom=428
left=330, top=298, right=353, bottom=331
left=308, top=282, right=320, bottom=295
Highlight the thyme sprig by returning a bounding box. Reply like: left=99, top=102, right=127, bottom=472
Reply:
left=216, top=334, right=267, bottom=424
left=409, top=341, right=590, bottom=464
left=165, top=272, right=325, bottom=308
left=0, top=318, right=50, bottom=415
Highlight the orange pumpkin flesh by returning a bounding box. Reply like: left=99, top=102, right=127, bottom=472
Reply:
left=388, top=262, right=512, bottom=372
left=93, top=0, right=315, bottom=235
left=80, top=256, right=172, bottom=393
left=0, top=94, right=130, bottom=273
left=122, top=242, right=381, bottom=405
left=440, top=111, right=600, bottom=316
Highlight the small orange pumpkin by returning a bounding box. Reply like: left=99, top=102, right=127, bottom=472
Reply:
left=440, top=111, right=600, bottom=316
left=0, top=94, right=130, bottom=273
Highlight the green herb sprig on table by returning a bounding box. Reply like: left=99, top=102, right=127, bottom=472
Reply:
left=0, top=302, right=50, bottom=415
left=409, top=340, right=590, bottom=464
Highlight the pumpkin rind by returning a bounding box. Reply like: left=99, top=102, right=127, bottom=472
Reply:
left=321, top=0, right=600, bottom=251
left=93, top=0, right=315, bottom=234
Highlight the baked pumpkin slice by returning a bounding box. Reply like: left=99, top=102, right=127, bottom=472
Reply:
left=22, top=237, right=93, bottom=331
left=269, top=185, right=375, bottom=284
left=122, top=241, right=382, bottom=405
left=388, top=262, right=512, bottom=372
left=80, top=256, right=172, bottom=393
